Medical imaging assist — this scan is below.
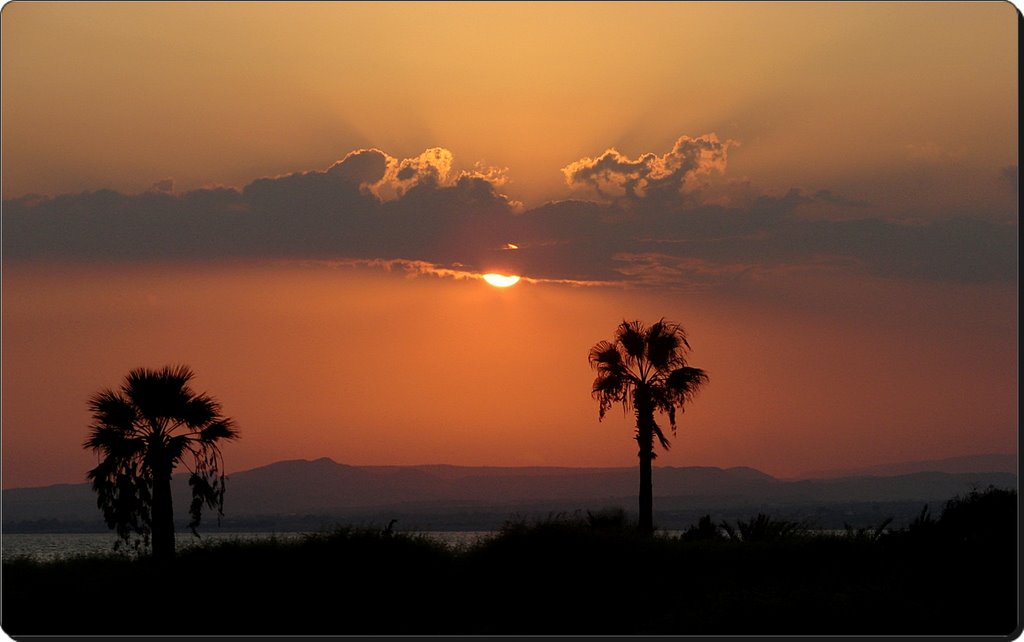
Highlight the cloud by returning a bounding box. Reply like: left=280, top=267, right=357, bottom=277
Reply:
left=277, top=257, right=616, bottom=288
left=1, top=147, right=521, bottom=266
left=326, top=149, right=390, bottom=190
left=322, top=147, right=518, bottom=207
left=2, top=137, right=1016, bottom=289
left=286, top=257, right=484, bottom=282
left=561, top=134, right=732, bottom=205
left=602, top=213, right=1017, bottom=285
left=610, top=252, right=864, bottom=291
left=149, top=178, right=175, bottom=194
left=812, top=189, right=872, bottom=209
left=998, top=165, right=1018, bottom=193
left=373, top=147, right=453, bottom=200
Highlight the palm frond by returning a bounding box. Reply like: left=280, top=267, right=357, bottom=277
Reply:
left=86, top=390, right=137, bottom=432
left=182, top=393, right=221, bottom=428
left=616, top=320, right=647, bottom=363
left=646, top=319, right=685, bottom=371
left=166, top=434, right=192, bottom=463
left=123, top=365, right=196, bottom=425
left=651, top=419, right=671, bottom=450
left=187, top=472, right=227, bottom=533
left=588, top=341, right=622, bottom=369
left=593, top=373, right=630, bottom=419
left=648, top=385, right=679, bottom=433
left=666, top=366, right=710, bottom=402
left=198, top=419, right=239, bottom=443
left=84, top=422, right=128, bottom=451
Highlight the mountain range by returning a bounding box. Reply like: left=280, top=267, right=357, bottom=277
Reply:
left=2, top=453, right=1016, bottom=533
left=794, top=452, right=1018, bottom=479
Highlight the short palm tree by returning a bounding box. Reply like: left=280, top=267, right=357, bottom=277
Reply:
left=589, top=319, right=709, bottom=534
left=84, top=365, right=239, bottom=561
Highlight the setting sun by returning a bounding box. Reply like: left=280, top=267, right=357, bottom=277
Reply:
left=482, top=273, right=521, bottom=288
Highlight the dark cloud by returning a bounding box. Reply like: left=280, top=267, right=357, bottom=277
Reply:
left=813, top=189, right=872, bottom=209
left=999, top=165, right=1018, bottom=193
left=150, top=178, right=175, bottom=194
left=326, top=149, right=390, bottom=187
left=1, top=141, right=1016, bottom=288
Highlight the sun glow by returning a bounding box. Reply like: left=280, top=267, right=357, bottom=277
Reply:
left=482, top=273, right=521, bottom=288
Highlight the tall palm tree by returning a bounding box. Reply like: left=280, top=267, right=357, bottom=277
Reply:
left=589, top=319, right=709, bottom=534
left=84, top=365, right=239, bottom=561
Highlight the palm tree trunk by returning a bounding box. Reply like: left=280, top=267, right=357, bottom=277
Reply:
left=638, top=441, right=654, bottom=534
left=151, top=461, right=176, bottom=562
left=634, top=388, right=655, bottom=535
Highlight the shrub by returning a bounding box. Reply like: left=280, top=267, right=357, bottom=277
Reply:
left=721, top=513, right=808, bottom=542
left=938, top=486, right=1017, bottom=545
left=682, top=514, right=722, bottom=541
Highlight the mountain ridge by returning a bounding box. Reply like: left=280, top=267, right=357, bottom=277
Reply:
left=794, top=452, right=1017, bottom=480
left=219, top=452, right=1017, bottom=481
left=2, top=454, right=1016, bottom=533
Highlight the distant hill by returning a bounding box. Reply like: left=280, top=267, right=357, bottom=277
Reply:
left=796, top=453, right=1017, bottom=479
left=2, top=457, right=1016, bottom=533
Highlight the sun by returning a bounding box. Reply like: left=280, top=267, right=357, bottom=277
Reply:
left=482, top=273, right=521, bottom=288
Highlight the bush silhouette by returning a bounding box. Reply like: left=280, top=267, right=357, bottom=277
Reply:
left=3, top=501, right=1017, bottom=636
left=681, top=514, right=722, bottom=541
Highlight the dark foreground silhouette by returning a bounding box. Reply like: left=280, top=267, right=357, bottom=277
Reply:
left=2, top=487, right=1016, bottom=636
left=84, top=365, right=239, bottom=562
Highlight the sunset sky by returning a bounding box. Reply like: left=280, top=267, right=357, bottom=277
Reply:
left=1, top=2, right=1018, bottom=489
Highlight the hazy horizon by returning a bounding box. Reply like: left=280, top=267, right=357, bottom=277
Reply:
left=2, top=3, right=1017, bottom=490
left=3, top=448, right=1018, bottom=492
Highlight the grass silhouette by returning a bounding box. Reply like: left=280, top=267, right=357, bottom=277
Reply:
left=2, top=487, right=1016, bottom=636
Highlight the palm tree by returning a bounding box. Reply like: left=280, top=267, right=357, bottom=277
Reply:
left=589, top=319, right=709, bottom=534
left=84, top=365, right=239, bottom=561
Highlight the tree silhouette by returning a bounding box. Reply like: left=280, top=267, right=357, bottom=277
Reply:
left=84, top=365, right=239, bottom=561
left=589, top=319, right=708, bottom=534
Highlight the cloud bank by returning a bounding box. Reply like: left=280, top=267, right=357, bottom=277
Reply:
left=2, top=137, right=1016, bottom=288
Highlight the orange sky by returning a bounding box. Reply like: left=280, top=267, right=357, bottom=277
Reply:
left=1, top=2, right=1018, bottom=488
left=2, top=2, right=1016, bottom=212
left=2, top=260, right=1016, bottom=488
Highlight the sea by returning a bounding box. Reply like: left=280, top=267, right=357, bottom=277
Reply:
left=2, top=529, right=854, bottom=562
left=1, top=530, right=497, bottom=563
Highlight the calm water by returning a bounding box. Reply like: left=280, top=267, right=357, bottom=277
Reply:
left=3, top=530, right=851, bottom=562
left=1, top=530, right=497, bottom=562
